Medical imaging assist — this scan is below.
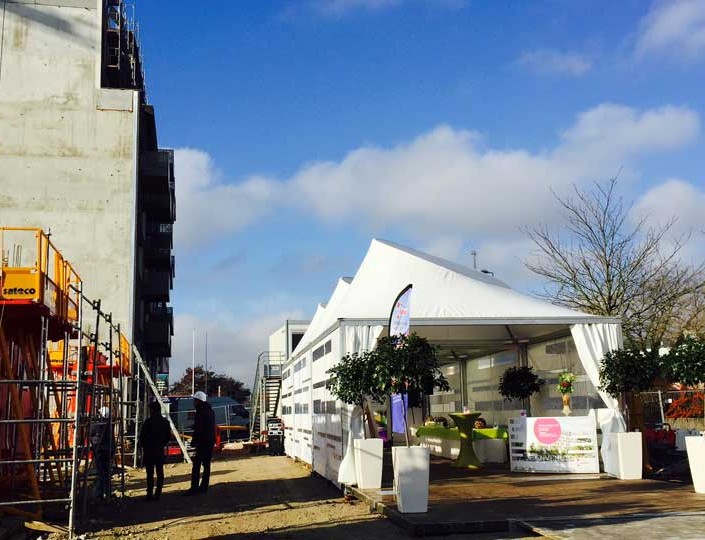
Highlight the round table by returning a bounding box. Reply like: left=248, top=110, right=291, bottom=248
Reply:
left=449, top=412, right=483, bottom=469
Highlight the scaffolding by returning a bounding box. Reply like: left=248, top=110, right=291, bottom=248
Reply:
left=102, top=0, right=145, bottom=93
left=0, top=228, right=133, bottom=536
left=249, top=351, right=284, bottom=442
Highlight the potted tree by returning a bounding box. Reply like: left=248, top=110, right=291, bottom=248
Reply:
left=497, top=365, right=545, bottom=417
left=599, top=347, right=662, bottom=479
left=327, top=350, right=383, bottom=489
left=372, top=333, right=449, bottom=513
left=662, top=334, right=705, bottom=492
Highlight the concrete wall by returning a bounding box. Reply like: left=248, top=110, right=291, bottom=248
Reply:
left=0, top=1, right=139, bottom=339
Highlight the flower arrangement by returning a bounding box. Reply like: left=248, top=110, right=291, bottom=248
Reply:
left=557, top=371, right=576, bottom=394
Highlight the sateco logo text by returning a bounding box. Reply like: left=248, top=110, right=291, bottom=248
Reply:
left=2, top=287, right=37, bottom=295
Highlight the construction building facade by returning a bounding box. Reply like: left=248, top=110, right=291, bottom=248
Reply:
left=0, top=0, right=175, bottom=378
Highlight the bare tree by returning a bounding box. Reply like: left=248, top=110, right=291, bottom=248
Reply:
left=525, top=177, right=705, bottom=351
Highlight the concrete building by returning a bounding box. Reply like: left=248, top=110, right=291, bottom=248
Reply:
left=0, top=0, right=174, bottom=376
left=268, top=321, right=310, bottom=361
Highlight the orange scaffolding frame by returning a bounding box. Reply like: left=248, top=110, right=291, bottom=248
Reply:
left=0, top=227, right=132, bottom=537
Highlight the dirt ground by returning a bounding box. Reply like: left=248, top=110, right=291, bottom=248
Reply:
left=45, top=448, right=535, bottom=540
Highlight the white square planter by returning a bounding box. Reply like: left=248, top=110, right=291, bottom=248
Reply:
left=604, top=432, right=642, bottom=480
left=685, top=436, right=705, bottom=493
left=353, top=438, right=383, bottom=490
left=392, top=446, right=430, bottom=513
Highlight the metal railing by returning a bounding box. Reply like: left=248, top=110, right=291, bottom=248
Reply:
left=249, top=351, right=285, bottom=441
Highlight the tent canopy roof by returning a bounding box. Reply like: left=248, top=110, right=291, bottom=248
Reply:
left=292, top=239, right=616, bottom=359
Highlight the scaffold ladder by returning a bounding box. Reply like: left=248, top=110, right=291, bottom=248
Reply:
left=131, top=346, right=191, bottom=464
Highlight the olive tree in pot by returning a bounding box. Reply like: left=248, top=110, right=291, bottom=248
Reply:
left=662, top=334, right=705, bottom=492
left=327, top=350, right=383, bottom=489
left=598, top=347, right=662, bottom=479
left=599, top=347, right=662, bottom=430
left=497, top=365, right=545, bottom=417
left=372, top=333, right=449, bottom=513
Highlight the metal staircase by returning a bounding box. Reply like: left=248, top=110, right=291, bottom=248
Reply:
left=249, top=351, right=284, bottom=441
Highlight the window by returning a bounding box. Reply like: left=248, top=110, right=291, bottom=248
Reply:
left=291, top=332, right=304, bottom=352
left=429, top=361, right=462, bottom=417
left=464, top=349, right=519, bottom=426
left=528, top=337, right=605, bottom=417
left=313, top=340, right=332, bottom=361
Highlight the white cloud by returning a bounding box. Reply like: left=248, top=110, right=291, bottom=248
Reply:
left=171, top=310, right=305, bottom=389
left=636, top=0, right=705, bottom=61
left=517, top=49, right=593, bottom=76
left=174, top=148, right=280, bottom=249
left=312, top=0, right=401, bottom=17
left=420, top=236, right=465, bottom=262
left=556, top=104, right=700, bottom=168
left=296, top=0, right=467, bottom=17
left=631, top=178, right=705, bottom=262
left=174, top=103, right=699, bottom=257
left=291, top=104, right=699, bottom=237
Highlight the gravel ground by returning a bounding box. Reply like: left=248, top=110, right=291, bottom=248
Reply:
left=41, top=449, right=536, bottom=540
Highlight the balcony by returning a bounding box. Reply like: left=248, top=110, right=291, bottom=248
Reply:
left=144, top=318, right=172, bottom=345
left=145, top=222, right=173, bottom=249
left=142, top=270, right=172, bottom=301
left=144, top=222, right=173, bottom=270
left=141, top=150, right=173, bottom=182
left=140, top=150, right=175, bottom=222
left=142, top=189, right=175, bottom=223
left=144, top=339, right=171, bottom=359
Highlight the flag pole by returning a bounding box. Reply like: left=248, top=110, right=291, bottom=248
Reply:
left=191, top=330, right=195, bottom=395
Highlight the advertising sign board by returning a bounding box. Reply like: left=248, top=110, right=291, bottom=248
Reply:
left=509, top=416, right=599, bottom=474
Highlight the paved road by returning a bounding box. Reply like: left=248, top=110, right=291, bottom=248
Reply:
left=522, top=513, right=705, bottom=540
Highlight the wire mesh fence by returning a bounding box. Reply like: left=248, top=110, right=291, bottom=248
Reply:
left=639, top=390, right=705, bottom=431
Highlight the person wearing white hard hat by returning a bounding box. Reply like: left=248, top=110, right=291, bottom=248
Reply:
left=184, top=391, right=215, bottom=495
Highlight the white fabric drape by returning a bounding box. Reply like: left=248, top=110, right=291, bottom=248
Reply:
left=338, top=324, right=384, bottom=485
left=570, top=322, right=627, bottom=471
left=338, top=404, right=364, bottom=484
left=343, top=324, right=384, bottom=355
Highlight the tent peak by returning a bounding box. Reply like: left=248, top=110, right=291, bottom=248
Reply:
left=371, top=238, right=511, bottom=289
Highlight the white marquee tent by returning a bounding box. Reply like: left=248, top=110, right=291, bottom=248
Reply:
left=280, top=239, right=626, bottom=485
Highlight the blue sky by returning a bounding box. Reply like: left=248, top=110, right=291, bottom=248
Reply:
left=136, top=0, right=705, bottom=386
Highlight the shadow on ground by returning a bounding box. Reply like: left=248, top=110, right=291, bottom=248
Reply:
left=81, top=455, right=340, bottom=532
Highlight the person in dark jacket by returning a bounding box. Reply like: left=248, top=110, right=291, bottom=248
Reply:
left=185, top=391, right=216, bottom=495
left=139, top=401, right=171, bottom=501
left=91, top=406, right=113, bottom=500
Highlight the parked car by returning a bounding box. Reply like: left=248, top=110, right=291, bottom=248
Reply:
left=167, top=395, right=249, bottom=434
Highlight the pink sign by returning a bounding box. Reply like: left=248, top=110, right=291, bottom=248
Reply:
left=533, top=418, right=562, bottom=444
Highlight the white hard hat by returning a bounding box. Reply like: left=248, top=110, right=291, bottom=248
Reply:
left=193, top=391, right=207, bottom=402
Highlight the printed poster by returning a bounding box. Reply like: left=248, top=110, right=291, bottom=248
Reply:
left=509, top=416, right=599, bottom=474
